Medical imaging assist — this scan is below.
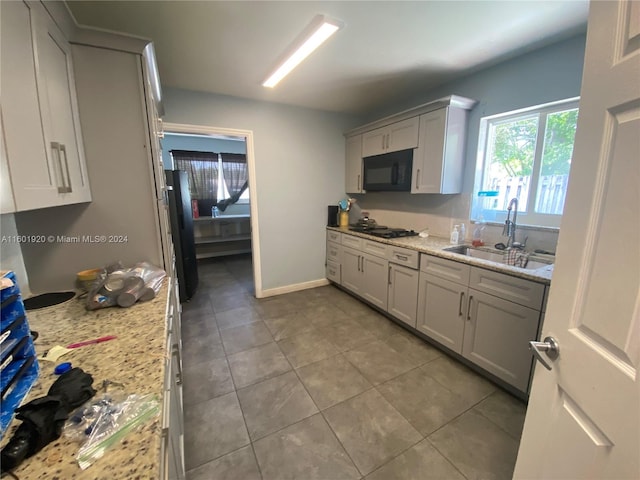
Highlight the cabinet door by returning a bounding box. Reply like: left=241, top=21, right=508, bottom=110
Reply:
left=1, top=1, right=61, bottom=210
left=0, top=115, right=15, bottom=214
left=341, top=247, right=362, bottom=295
left=361, top=252, right=388, bottom=311
left=417, top=273, right=466, bottom=353
left=412, top=108, right=447, bottom=193
left=388, top=264, right=419, bottom=327
left=362, top=127, right=387, bottom=157
left=35, top=10, right=91, bottom=204
left=387, top=117, right=419, bottom=152
left=462, top=289, right=540, bottom=393
left=345, top=134, right=363, bottom=193
left=169, top=340, right=185, bottom=479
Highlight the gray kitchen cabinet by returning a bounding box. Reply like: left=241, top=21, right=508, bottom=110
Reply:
left=462, top=289, right=540, bottom=393
left=361, top=252, right=389, bottom=311
left=326, top=239, right=342, bottom=284
left=341, top=246, right=363, bottom=295
left=362, top=117, right=420, bottom=157
left=417, top=272, right=467, bottom=352
left=345, top=134, right=364, bottom=193
left=1, top=0, right=91, bottom=211
left=388, top=263, right=419, bottom=327
left=411, top=106, right=469, bottom=194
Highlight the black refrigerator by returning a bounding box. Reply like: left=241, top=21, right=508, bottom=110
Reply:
left=165, top=170, right=198, bottom=301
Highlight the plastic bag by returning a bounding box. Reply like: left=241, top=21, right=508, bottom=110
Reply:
left=64, top=393, right=159, bottom=470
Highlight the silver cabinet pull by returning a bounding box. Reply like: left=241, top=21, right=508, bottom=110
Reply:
left=388, top=265, right=392, bottom=285
left=357, top=174, right=361, bottom=191
left=172, top=344, right=183, bottom=385
left=459, top=291, right=464, bottom=316
left=395, top=254, right=408, bottom=261
left=51, top=142, right=65, bottom=193
left=357, top=256, right=361, bottom=272
left=59, top=144, right=72, bottom=193
left=467, top=295, right=473, bottom=320
left=416, top=169, right=420, bottom=190
left=361, top=256, right=365, bottom=274
left=529, top=336, right=559, bottom=371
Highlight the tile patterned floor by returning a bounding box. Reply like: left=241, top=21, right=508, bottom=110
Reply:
left=182, top=254, right=527, bottom=480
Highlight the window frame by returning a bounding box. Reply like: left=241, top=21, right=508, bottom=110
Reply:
left=473, top=97, right=580, bottom=229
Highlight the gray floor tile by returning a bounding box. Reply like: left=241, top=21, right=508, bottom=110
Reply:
left=343, top=339, right=417, bottom=385
left=323, top=389, right=422, bottom=476
left=277, top=329, right=339, bottom=368
left=254, top=413, right=360, bottom=480
left=318, top=317, right=379, bottom=352
left=428, top=409, right=520, bottom=480
left=186, top=445, right=261, bottom=480
left=297, top=354, right=372, bottom=410
left=306, top=304, right=352, bottom=329
left=212, top=293, right=252, bottom=313
left=255, top=296, right=299, bottom=318
left=216, top=305, right=262, bottom=331
left=220, top=321, right=274, bottom=355
left=365, top=438, right=464, bottom=480
left=383, top=331, right=442, bottom=366
left=183, top=391, right=250, bottom=470
left=237, top=371, right=318, bottom=440
left=182, top=334, right=226, bottom=366
left=182, top=316, right=220, bottom=342
left=421, top=355, right=496, bottom=402
left=353, top=309, right=405, bottom=339
left=183, top=357, right=234, bottom=405
left=263, top=311, right=315, bottom=341
left=227, top=342, right=292, bottom=388
left=376, top=368, right=474, bottom=436
left=474, top=389, right=527, bottom=440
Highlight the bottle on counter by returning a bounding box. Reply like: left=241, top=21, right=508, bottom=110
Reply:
left=450, top=225, right=459, bottom=245
left=459, top=223, right=466, bottom=245
left=472, top=221, right=486, bottom=247
left=212, top=206, right=220, bottom=217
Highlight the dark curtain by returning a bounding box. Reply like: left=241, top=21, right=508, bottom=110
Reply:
left=217, top=153, right=248, bottom=211
left=171, top=150, right=218, bottom=200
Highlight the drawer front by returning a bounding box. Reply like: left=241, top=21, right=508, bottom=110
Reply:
left=388, top=245, right=419, bottom=269
left=326, top=230, right=341, bottom=244
left=362, top=239, right=388, bottom=258
left=341, top=233, right=362, bottom=250
left=326, top=259, right=341, bottom=284
left=326, top=241, right=342, bottom=263
left=469, top=267, right=545, bottom=310
left=421, top=254, right=471, bottom=285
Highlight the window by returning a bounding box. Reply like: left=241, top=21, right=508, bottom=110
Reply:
left=472, top=98, right=579, bottom=228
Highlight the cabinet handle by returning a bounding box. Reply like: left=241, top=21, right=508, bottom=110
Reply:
left=381, top=135, right=385, bottom=151
left=357, top=174, right=361, bottom=191
left=51, top=142, right=65, bottom=193
left=395, top=254, right=408, bottom=261
left=357, top=255, right=360, bottom=272
left=361, top=256, right=365, bottom=274
left=416, top=169, right=420, bottom=190
left=59, top=144, right=72, bottom=193
left=467, top=295, right=473, bottom=320
left=388, top=265, right=392, bottom=285
left=459, top=291, right=464, bottom=316
left=172, top=344, right=183, bottom=385
left=157, top=118, right=164, bottom=138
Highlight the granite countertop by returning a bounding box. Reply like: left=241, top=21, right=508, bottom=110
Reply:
left=0, top=282, right=170, bottom=479
left=328, top=226, right=553, bottom=284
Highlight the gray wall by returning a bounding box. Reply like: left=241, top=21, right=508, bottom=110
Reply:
left=161, top=134, right=246, bottom=170
left=163, top=89, right=361, bottom=291
left=353, top=33, right=586, bottom=250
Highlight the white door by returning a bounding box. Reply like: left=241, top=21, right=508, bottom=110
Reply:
left=514, top=1, right=640, bottom=478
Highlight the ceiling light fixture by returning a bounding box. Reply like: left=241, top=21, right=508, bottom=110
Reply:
left=262, top=14, right=343, bottom=88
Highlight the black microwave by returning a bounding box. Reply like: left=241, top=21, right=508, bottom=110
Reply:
left=363, top=149, right=413, bottom=192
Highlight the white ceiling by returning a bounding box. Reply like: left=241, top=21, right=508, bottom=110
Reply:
left=66, top=1, right=589, bottom=115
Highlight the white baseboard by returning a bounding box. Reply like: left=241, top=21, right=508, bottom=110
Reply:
left=258, top=278, right=330, bottom=298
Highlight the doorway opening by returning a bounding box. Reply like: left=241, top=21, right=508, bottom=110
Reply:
left=162, top=122, right=262, bottom=298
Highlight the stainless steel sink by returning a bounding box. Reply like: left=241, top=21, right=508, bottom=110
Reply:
left=443, top=246, right=553, bottom=270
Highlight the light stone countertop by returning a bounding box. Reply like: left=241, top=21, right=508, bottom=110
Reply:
left=0, top=282, right=170, bottom=479
left=328, top=227, right=553, bottom=285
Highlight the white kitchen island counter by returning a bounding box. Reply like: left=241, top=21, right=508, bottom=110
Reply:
left=0, top=282, right=171, bottom=479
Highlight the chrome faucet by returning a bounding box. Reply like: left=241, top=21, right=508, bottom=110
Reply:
left=502, top=197, right=526, bottom=249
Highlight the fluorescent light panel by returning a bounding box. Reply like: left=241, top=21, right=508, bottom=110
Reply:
left=263, top=15, right=342, bottom=88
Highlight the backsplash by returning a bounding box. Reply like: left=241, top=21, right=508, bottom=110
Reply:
left=347, top=192, right=560, bottom=253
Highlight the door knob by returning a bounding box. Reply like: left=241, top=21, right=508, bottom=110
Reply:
left=529, top=336, right=559, bottom=371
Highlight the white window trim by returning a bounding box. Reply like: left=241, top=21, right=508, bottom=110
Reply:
left=473, top=97, right=580, bottom=229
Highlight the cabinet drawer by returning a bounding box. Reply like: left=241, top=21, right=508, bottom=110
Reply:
left=421, top=254, right=470, bottom=284
left=469, top=267, right=545, bottom=310
left=341, top=233, right=363, bottom=250
left=326, top=259, right=341, bottom=284
left=388, top=245, right=419, bottom=269
left=326, top=230, right=341, bottom=244
left=362, top=239, right=388, bottom=258
left=326, top=241, right=342, bottom=263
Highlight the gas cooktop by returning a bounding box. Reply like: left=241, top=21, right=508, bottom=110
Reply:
left=349, top=226, right=418, bottom=239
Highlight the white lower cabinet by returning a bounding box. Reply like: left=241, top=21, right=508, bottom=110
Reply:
left=341, top=246, right=363, bottom=295
left=341, top=246, right=389, bottom=310
left=388, top=263, right=419, bottom=327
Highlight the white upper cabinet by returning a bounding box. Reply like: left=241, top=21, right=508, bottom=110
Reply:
left=0, top=1, right=91, bottom=211
left=411, top=106, right=468, bottom=194
left=362, top=117, right=419, bottom=157
left=345, top=134, right=363, bottom=193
